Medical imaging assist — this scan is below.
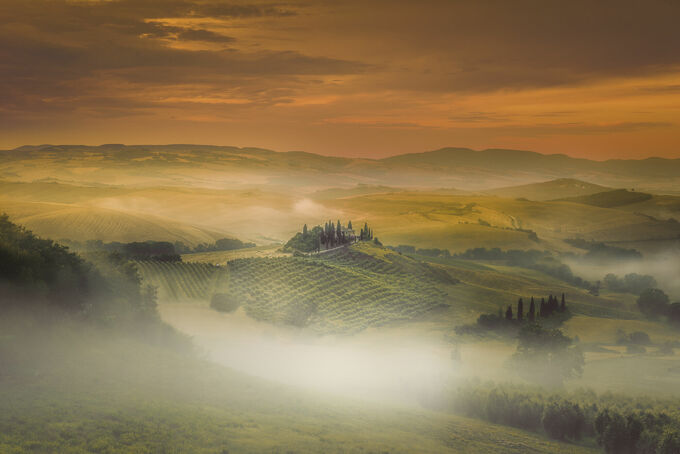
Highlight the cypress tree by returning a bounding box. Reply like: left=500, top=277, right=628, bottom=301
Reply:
left=348, top=220, right=352, bottom=230
left=517, top=298, right=524, bottom=321
left=560, top=293, right=566, bottom=312
left=528, top=297, right=535, bottom=322
left=540, top=298, right=546, bottom=318
left=505, top=305, right=513, bottom=320
left=303, top=224, right=308, bottom=235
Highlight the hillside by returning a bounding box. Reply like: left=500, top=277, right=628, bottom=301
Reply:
left=486, top=179, right=611, bottom=201
left=3, top=144, right=680, bottom=192
left=558, top=189, right=654, bottom=208
left=0, top=199, right=228, bottom=246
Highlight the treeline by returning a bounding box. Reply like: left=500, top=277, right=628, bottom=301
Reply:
left=448, top=382, right=680, bottom=453
left=457, top=294, right=570, bottom=335
left=63, top=237, right=255, bottom=261
left=284, top=220, right=377, bottom=253
left=564, top=238, right=642, bottom=260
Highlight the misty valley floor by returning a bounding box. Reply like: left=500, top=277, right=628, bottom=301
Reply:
left=0, top=325, right=597, bottom=454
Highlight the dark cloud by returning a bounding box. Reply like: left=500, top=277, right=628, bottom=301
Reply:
left=176, top=28, right=235, bottom=43
left=0, top=0, right=363, bottom=117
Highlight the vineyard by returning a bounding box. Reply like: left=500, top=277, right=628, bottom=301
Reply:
left=225, top=243, right=458, bottom=333
left=134, top=260, right=227, bottom=301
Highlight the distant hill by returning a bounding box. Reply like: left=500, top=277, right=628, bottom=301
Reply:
left=558, top=189, right=654, bottom=208
left=558, top=189, right=680, bottom=221
left=2, top=144, right=680, bottom=193
left=485, top=178, right=611, bottom=201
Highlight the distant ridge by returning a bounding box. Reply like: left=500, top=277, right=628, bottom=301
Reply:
left=2, top=144, right=680, bottom=193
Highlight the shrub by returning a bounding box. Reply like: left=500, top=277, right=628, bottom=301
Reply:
left=210, top=293, right=240, bottom=313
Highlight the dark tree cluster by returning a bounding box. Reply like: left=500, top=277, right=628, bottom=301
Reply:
left=634, top=287, right=680, bottom=328
left=284, top=220, right=374, bottom=253
left=490, top=294, right=568, bottom=326
left=0, top=214, right=160, bottom=323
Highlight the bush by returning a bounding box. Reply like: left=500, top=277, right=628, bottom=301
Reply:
left=210, top=293, right=240, bottom=313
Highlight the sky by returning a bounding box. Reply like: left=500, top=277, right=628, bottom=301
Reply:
left=2, top=0, right=680, bottom=159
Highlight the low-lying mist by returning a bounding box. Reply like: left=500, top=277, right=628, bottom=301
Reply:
left=564, top=250, right=680, bottom=300
left=159, top=303, right=457, bottom=405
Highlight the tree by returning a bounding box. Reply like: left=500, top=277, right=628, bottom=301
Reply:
left=669, top=302, right=680, bottom=326
left=517, top=298, right=524, bottom=321
left=658, top=427, right=680, bottom=454
left=303, top=224, right=308, bottom=235
left=509, top=324, right=584, bottom=386
left=348, top=220, right=352, bottom=230
left=505, top=305, right=513, bottom=320
left=637, top=288, right=670, bottom=319
left=542, top=401, right=585, bottom=441
left=560, top=293, right=566, bottom=312
left=528, top=297, right=535, bottom=322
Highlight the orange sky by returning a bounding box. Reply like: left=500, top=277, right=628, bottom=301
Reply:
left=2, top=0, right=680, bottom=159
